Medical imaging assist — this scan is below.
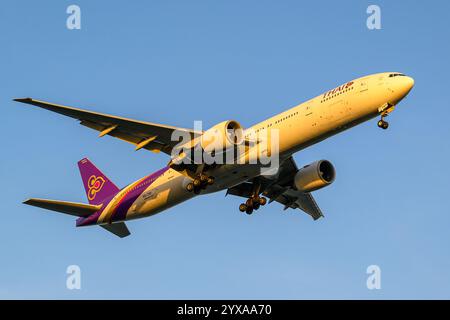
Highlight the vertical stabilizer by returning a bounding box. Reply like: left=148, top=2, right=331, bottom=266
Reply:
left=77, top=158, right=120, bottom=205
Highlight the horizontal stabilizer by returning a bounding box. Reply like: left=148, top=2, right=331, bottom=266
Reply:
left=23, top=198, right=102, bottom=217
left=100, top=223, right=130, bottom=238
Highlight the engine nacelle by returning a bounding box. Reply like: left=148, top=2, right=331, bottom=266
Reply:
left=201, top=120, right=244, bottom=153
left=294, top=160, right=336, bottom=193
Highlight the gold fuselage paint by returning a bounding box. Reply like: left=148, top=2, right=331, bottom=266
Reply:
left=99, top=72, right=414, bottom=224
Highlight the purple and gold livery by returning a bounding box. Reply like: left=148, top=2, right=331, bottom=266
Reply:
left=19, top=72, right=414, bottom=238
left=76, top=162, right=170, bottom=227
left=78, top=158, right=120, bottom=205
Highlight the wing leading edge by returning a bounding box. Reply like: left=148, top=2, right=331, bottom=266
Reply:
left=14, top=98, right=201, bottom=155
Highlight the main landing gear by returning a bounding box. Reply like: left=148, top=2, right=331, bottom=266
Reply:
left=186, top=174, right=214, bottom=194
left=239, top=196, right=267, bottom=215
left=238, top=179, right=267, bottom=215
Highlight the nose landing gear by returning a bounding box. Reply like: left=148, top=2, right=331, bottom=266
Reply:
left=377, top=119, right=389, bottom=130
left=377, top=103, right=394, bottom=130
left=238, top=196, right=267, bottom=215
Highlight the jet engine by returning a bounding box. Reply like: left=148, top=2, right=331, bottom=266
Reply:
left=294, top=160, right=336, bottom=193
left=201, top=120, right=244, bottom=153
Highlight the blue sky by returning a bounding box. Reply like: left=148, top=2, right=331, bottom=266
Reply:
left=1, top=0, right=449, bottom=299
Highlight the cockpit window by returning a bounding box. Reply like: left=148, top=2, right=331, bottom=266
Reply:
left=389, top=73, right=406, bottom=77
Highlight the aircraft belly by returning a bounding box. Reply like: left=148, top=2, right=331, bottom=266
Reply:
left=203, top=164, right=263, bottom=193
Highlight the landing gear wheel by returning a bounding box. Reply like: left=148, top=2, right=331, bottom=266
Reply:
left=239, top=195, right=266, bottom=213
left=193, top=178, right=202, bottom=188
left=377, top=119, right=389, bottom=130
left=193, top=187, right=201, bottom=195
left=186, top=182, right=194, bottom=192
left=259, top=197, right=267, bottom=206
left=252, top=197, right=261, bottom=210
left=186, top=174, right=214, bottom=193
left=200, top=175, right=208, bottom=184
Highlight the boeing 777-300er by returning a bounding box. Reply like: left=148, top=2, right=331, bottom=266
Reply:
left=16, top=72, right=414, bottom=237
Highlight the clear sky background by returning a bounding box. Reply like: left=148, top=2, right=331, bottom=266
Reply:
left=1, top=0, right=449, bottom=299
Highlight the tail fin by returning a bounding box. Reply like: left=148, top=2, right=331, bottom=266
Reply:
left=78, top=158, right=120, bottom=205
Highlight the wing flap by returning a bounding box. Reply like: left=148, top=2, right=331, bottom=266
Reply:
left=23, top=198, right=102, bottom=217
left=296, top=192, right=323, bottom=220
left=269, top=190, right=323, bottom=220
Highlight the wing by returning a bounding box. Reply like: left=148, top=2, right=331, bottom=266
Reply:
left=227, top=157, right=324, bottom=220
left=14, top=98, right=201, bottom=155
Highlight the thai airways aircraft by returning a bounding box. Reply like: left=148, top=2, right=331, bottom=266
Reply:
left=16, top=72, right=414, bottom=237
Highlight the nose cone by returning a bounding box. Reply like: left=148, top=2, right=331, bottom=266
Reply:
left=388, top=75, right=414, bottom=105
left=403, top=76, right=415, bottom=93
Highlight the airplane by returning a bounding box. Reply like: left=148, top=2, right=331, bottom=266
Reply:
left=16, top=72, right=414, bottom=238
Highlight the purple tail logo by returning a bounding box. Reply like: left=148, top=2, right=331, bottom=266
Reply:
left=78, top=158, right=120, bottom=205
left=87, top=175, right=106, bottom=201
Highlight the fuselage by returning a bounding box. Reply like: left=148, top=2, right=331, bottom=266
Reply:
left=76, top=72, right=414, bottom=227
